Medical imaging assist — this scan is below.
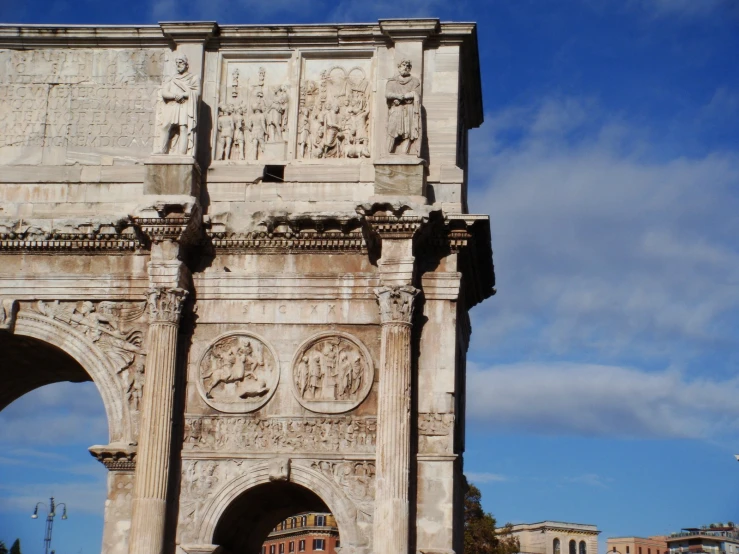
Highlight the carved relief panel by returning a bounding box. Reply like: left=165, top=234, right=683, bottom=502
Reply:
left=195, top=332, right=280, bottom=413
left=183, top=415, right=376, bottom=453
left=178, top=459, right=246, bottom=544
left=214, top=58, right=292, bottom=162
left=291, top=332, right=374, bottom=414
left=298, top=57, right=373, bottom=160
left=33, top=300, right=148, bottom=437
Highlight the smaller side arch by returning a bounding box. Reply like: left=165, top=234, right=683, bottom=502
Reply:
left=196, top=461, right=364, bottom=550
left=14, top=310, right=131, bottom=443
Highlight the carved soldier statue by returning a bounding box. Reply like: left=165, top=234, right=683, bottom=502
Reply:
left=156, top=53, right=201, bottom=155
left=385, top=59, right=421, bottom=155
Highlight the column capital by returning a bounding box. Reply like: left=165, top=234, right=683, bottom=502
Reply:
left=147, top=287, right=188, bottom=324
left=375, top=285, right=419, bottom=325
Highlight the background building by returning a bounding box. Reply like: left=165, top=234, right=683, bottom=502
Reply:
left=262, top=513, right=340, bottom=554
left=607, top=536, right=668, bottom=554
left=667, top=524, right=739, bottom=554
left=511, top=521, right=600, bottom=554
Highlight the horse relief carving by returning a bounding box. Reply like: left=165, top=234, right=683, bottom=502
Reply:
left=197, top=332, right=279, bottom=413
left=291, top=332, right=374, bottom=414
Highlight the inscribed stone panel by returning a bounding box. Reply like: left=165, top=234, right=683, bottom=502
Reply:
left=0, top=48, right=168, bottom=165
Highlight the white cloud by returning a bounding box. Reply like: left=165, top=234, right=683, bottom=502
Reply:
left=468, top=96, right=739, bottom=362
left=564, top=473, right=613, bottom=488
left=467, top=363, right=739, bottom=439
left=466, top=472, right=509, bottom=484
left=0, top=382, right=108, bottom=446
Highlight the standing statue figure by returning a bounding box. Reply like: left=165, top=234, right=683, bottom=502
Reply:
left=267, top=85, right=289, bottom=141
left=156, top=53, right=201, bottom=155
left=216, top=105, right=235, bottom=161
left=385, top=59, right=421, bottom=155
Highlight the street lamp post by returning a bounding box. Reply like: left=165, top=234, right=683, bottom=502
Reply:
left=31, top=497, right=67, bottom=554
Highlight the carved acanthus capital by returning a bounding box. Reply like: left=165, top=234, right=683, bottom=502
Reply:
left=147, top=287, right=188, bottom=324
left=0, top=299, right=18, bottom=332
left=375, top=285, right=418, bottom=325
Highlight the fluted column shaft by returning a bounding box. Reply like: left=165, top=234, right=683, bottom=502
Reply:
left=374, top=285, right=418, bottom=554
left=129, top=287, right=187, bottom=554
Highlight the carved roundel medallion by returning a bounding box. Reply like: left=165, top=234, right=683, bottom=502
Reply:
left=197, top=332, right=279, bottom=413
left=291, top=332, right=374, bottom=414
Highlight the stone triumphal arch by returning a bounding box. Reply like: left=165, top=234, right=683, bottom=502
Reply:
left=0, top=19, right=494, bottom=554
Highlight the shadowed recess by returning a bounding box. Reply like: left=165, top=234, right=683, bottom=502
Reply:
left=213, top=481, right=331, bottom=554
left=0, top=332, right=91, bottom=411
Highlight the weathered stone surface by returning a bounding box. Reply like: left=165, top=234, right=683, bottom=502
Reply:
left=0, top=19, right=494, bottom=554
left=374, top=157, right=426, bottom=196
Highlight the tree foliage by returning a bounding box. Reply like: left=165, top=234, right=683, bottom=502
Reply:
left=463, top=475, right=520, bottom=554
left=0, top=540, right=8, bottom=554
left=9, top=539, right=20, bottom=554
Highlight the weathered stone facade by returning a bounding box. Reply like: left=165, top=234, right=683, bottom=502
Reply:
left=0, top=19, right=494, bottom=554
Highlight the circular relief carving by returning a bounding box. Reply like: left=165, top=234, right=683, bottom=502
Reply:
left=197, top=332, right=279, bottom=413
left=291, top=332, right=374, bottom=414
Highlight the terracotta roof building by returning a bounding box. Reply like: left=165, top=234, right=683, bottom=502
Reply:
left=262, top=513, right=340, bottom=554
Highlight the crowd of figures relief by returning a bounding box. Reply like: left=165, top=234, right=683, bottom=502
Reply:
left=293, top=334, right=372, bottom=413
left=298, top=65, right=371, bottom=159
left=183, top=416, right=377, bottom=453
left=216, top=66, right=290, bottom=161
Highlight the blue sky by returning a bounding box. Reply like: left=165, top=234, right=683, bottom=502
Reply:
left=1, top=0, right=739, bottom=553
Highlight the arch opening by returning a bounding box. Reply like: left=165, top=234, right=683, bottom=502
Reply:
left=0, top=332, right=91, bottom=412
left=213, top=481, right=338, bottom=554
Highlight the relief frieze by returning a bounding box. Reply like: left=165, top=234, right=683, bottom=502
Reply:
left=183, top=415, right=377, bottom=453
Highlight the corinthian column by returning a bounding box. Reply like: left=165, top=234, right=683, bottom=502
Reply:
left=373, top=284, right=419, bottom=554
left=128, top=287, right=188, bottom=554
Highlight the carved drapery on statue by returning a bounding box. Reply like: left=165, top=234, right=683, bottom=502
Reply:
left=196, top=332, right=280, bottom=413
left=155, top=54, right=201, bottom=156
left=385, top=59, right=422, bottom=156
left=291, top=332, right=374, bottom=413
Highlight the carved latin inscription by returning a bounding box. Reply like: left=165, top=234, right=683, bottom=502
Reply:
left=292, top=332, right=374, bottom=414
left=0, top=48, right=168, bottom=164
left=196, top=332, right=279, bottom=413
